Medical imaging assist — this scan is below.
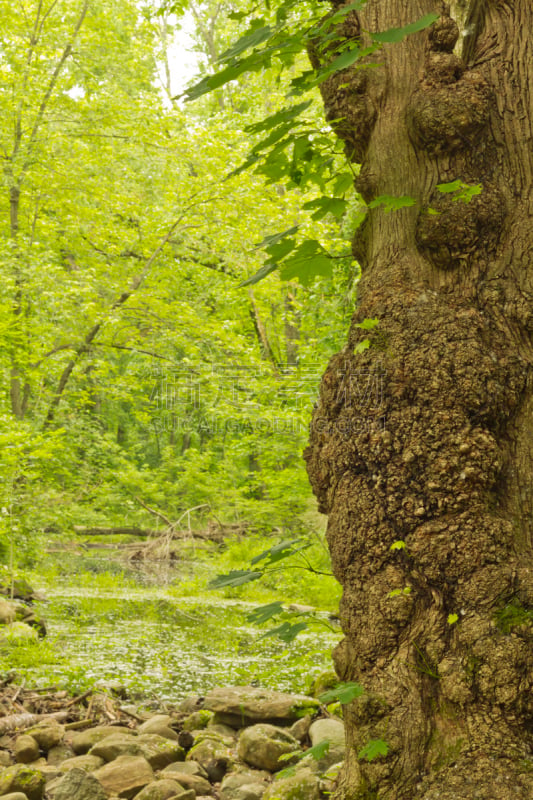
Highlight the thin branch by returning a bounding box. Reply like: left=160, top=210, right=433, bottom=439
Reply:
left=248, top=289, right=280, bottom=373
left=22, top=1, right=89, bottom=173
left=31, top=343, right=76, bottom=368
left=134, top=497, right=173, bottom=527
left=42, top=210, right=190, bottom=428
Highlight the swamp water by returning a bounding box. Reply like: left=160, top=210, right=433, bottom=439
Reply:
left=24, top=555, right=339, bottom=702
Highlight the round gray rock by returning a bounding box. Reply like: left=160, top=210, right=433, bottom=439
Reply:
left=308, top=718, right=345, bottom=768
left=14, top=735, right=40, bottom=764
left=238, top=725, right=299, bottom=773
left=263, top=767, right=321, bottom=800
left=53, top=767, right=107, bottom=800
left=133, top=778, right=185, bottom=799
left=0, top=793, right=30, bottom=800
left=203, top=687, right=319, bottom=728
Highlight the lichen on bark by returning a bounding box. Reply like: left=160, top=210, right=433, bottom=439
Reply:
left=304, top=1, right=533, bottom=798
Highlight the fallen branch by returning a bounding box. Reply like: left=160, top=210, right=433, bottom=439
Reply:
left=73, top=526, right=156, bottom=537
left=0, top=711, right=68, bottom=736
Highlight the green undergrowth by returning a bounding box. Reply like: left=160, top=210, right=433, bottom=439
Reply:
left=180, top=531, right=341, bottom=611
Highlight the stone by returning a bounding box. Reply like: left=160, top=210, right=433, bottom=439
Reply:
left=25, top=720, right=64, bottom=752
left=14, top=736, right=40, bottom=764
left=138, top=715, right=172, bottom=732
left=0, top=793, right=29, bottom=800
left=53, top=767, right=107, bottom=800
left=205, top=721, right=236, bottom=739
left=47, top=744, right=75, bottom=765
left=191, top=729, right=234, bottom=748
left=318, top=761, right=342, bottom=796
left=288, top=716, right=312, bottom=743
left=89, top=733, right=183, bottom=770
left=220, top=771, right=270, bottom=800
left=71, top=726, right=136, bottom=755
left=0, top=751, right=12, bottom=767
left=181, top=711, right=213, bottom=732
left=307, top=670, right=337, bottom=699
left=203, top=687, right=319, bottom=728
left=0, top=576, right=34, bottom=600
left=58, top=754, right=104, bottom=773
left=12, top=602, right=47, bottom=637
left=138, top=717, right=179, bottom=742
left=0, top=622, right=38, bottom=642
left=160, top=766, right=213, bottom=796
left=136, top=734, right=185, bottom=769
left=89, top=734, right=142, bottom=763
left=162, top=760, right=208, bottom=779
left=133, top=778, right=185, bottom=800
left=177, top=696, right=203, bottom=715
left=0, top=599, right=16, bottom=624
left=262, top=767, right=321, bottom=800
left=308, top=718, right=345, bottom=768
left=170, top=791, right=195, bottom=800
left=185, top=734, right=233, bottom=779
left=232, top=784, right=268, bottom=800
left=0, top=764, right=45, bottom=800
left=37, top=764, right=61, bottom=784
left=93, top=755, right=153, bottom=799
left=238, top=725, right=299, bottom=773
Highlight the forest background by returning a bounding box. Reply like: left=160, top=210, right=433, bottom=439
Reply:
left=0, top=0, right=362, bottom=570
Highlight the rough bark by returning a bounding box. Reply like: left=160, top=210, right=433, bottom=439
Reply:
left=304, top=1, right=533, bottom=798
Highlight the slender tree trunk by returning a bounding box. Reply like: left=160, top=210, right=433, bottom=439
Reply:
left=284, top=289, right=300, bottom=367
left=305, top=1, right=533, bottom=798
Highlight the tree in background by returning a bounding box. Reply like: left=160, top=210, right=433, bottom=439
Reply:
left=303, top=1, right=533, bottom=798
left=0, top=0, right=350, bottom=556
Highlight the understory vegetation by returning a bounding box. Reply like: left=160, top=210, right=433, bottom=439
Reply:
left=1, top=533, right=341, bottom=700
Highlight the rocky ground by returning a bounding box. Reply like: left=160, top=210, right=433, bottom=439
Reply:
left=0, top=682, right=345, bottom=800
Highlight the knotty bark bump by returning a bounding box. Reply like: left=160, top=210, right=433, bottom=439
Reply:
left=305, top=1, right=533, bottom=798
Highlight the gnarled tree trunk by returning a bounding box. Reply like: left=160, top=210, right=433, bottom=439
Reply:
left=305, top=1, right=533, bottom=798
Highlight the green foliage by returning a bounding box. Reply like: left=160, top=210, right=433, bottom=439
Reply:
left=354, top=318, right=379, bottom=331
left=367, top=195, right=416, bottom=213
left=277, top=737, right=331, bottom=778
left=209, top=569, right=264, bottom=589
left=358, top=738, right=389, bottom=762
left=390, top=540, right=406, bottom=551
left=261, top=620, right=309, bottom=643
left=354, top=339, right=371, bottom=354
left=251, top=539, right=313, bottom=567
left=319, top=681, right=365, bottom=705
left=371, top=13, right=439, bottom=43
left=495, top=600, right=533, bottom=634
left=0, top=0, right=353, bottom=562
left=208, top=534, right=339, bottom=642
left=436, top=180, right=483, bottom=203
left=387, top=586, right=411, bottom=598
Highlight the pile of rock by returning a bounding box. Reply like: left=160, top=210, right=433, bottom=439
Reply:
left=0, top=578, right=47, bottom=640
left=0, top=686, right=345, bottom=800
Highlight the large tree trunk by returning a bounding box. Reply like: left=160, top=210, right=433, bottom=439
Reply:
left=305, top=1, right=533, bottom=798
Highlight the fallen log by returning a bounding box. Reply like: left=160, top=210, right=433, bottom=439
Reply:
left=73, top=526, right=225, bottom=542
left=73, top=526, right=156, bottom=537
left=0, top=710, right=69, bottom=735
